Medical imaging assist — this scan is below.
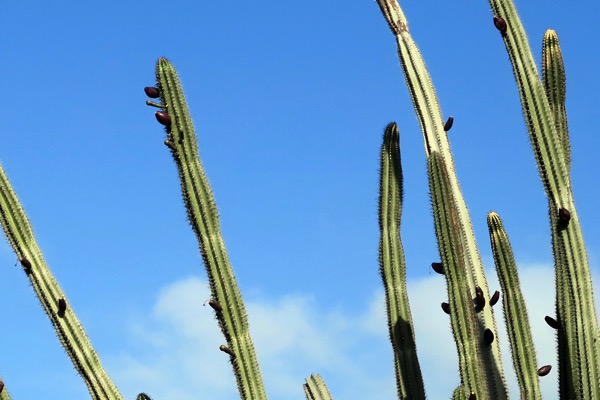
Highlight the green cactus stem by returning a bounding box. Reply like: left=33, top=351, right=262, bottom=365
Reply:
left=150, top=58, right=267, bottom=400
left=487, top=212, right=542, bottom=399
left=378, top=122, right=425, bottom=399
left=486, top=2, right=600, bottom=398
left=376, top=1, right=507, bottom=397
left=303, top=374, right=333, bottom=400
left=0, top=166, right=123, bottom=400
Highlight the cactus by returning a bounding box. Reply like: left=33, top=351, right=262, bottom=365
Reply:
left=0, top=1, right=597, bottom=399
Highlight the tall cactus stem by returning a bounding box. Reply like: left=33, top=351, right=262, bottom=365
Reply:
left=376, top=1, right=508, bottom=397
left=487, top=212, right=542, bottom=399
left=486, top=1, right=600, bottom=397
left=378, top=122, right=426, bottom=399
left=152, top=58, right=267, bottom=400
left=0, top=166, right=123, bottom=400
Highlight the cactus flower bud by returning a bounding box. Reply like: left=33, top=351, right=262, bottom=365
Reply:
left=209, top=299, right=222, bottom=313
left=220, top=345, right=235, bottom=358
left=58, top=298, right=67, bottom=315
left=475, top=286, right=486, bottom=309
left=558, top=207, right=571, bottom=229
left=545, top=315, right=559, bottom=329
left=431, top=262, right=444, bottom=275
left=443, top=116, right=454, bottom=131
left=484, top=328, right=494, bottom=345
left=20, top=258, right=32, bottom=273
left=490, top=290, right=500, bottom=306
left=493, top=15, right=507, bottom=35
left=441, top=302, right=450, bottom=314
left=537, top=365, right=552, bottom=376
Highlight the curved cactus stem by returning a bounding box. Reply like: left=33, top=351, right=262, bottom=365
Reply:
left=487, top=212, right=542, bottom=399
left=153, top=58, right=267, bottom=400
left=378, top=122, right=426, bottom=399
left=487, top=2, right=600, bottom=398
left=303, top=374, right=333, bottom=400
left=0, top=166, right=123, bottom=400
left=376, top=1, right=508, bottom=397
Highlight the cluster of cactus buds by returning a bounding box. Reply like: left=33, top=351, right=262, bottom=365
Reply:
left=144, top=86, right=172, bottom=127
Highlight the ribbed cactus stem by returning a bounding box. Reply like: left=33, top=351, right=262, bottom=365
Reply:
left=487, top=212, right=542, bottom=399
left=376, top=1, right=507, bottom=397
left=486, top=2, right=600, bottom=398
left=0, top=166, right=123, bottom=400
left=303, top=374, right=333, bottom=400
left=542, top=29, right=570, bottom=172
left=152, top=58, right=267, bottom=400
left=378, top=122, right=425, bottom=399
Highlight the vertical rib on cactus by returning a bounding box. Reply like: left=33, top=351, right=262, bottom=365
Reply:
left=0, top=166, right=123, bottom=400
left=303, top=374, right=333, bottom=400
left=376, top=1, right=507, bottom=397
left=487, top=212, right=542, bottom=399
left=153, top=58, right=267, bottom=400
left=486, top=2, right=600, bottom=398
left=378, top=122, right=426, bottom=399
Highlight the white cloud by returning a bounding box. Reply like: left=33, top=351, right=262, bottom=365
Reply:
left=109, top=264, right=599, bottom=400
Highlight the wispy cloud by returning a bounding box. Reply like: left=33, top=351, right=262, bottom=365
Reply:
left=109, top=264, right=598, bottom=399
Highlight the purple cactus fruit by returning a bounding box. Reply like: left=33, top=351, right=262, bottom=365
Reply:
left=209, top=299, right=222, bottom=313
left=431, top=262, right=444, bottom=275
left=444, top=116, right=454, bottom=132
left=490, top=290, right=500, bottom=306
left=475, top=286, right=486, bottom=309
left=493, top=15, right=507, bottom=35
left=537, top=365, right=552, bottom=376
left=484, top=328, right=494, bottom=345
left=155, top=111, right=171, bottom=126
left=545, top=315, right=559, bottom=329
left=441, top=302, right=450, bottom=315
left=144, top=86, right=160, bottom=98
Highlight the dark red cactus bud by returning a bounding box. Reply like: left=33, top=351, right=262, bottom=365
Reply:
left=155, top=111, right=171, bottom=126
left=545, top=315, right=559, bottom=329
left=475, top=286, right=486, bottom=309
left=431, top=262, right=444, bottom=275
left=558, top=207, right=571, bottom=229
left=490, top=290, right=500, bottom=306
left=58, top=298, right=67, bottom=315
left=209, top=299, right=222, bottom=313
left=441, top=302, right=450, bottom=314
left=144, top=86, right=160, bottom=98
left=493, top=15, right=507, bottom=35
left=20, top=258, right=32, bottom=273
left=443, top=116, right=454, bottom=132
left=537, top=365, right=552, bottom=376
left=469, top=392, right=476, bottom=400
left=219, top=345, right=235, bottom=358
left=484, top=328, right=494, bottom=345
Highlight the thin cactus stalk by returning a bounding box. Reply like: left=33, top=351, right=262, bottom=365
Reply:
left=303, top=374, right=333, bottom=400
left=149, top=58, right=267, bottom=400
left=376, top=0, right=508, bottom=397
left=486, top=2, right=600, bottom=398
left=378, top=122, right=426, bottom=399
left=0, top=166, right=123, bottom=400
left=487, top=212, right=542, bottom=399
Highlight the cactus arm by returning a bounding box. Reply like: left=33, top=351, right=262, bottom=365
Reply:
left=487, top=212, right=542, bottom=399
left=378, top=122, right=426, bottom=399
left=542, top=29, right=570, bottom=172
left=0, top=166, right=123, bottom=400
left=152, top=58, right=267, bottom=400
left=303, top=374, right=333, bottom=400
left=376, top=1, right=508, bottom=397
left=487, top=2, right=600, bottom=398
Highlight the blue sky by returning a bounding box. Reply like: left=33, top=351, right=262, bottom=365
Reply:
left=1, top=1, right=599, bottom=399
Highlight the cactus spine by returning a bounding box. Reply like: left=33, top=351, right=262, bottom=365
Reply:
left=378, top=122, right=426, bottom=399
left=0, top=166, right=123, bottom=400
left=150, top=58, right=267, bottom=400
